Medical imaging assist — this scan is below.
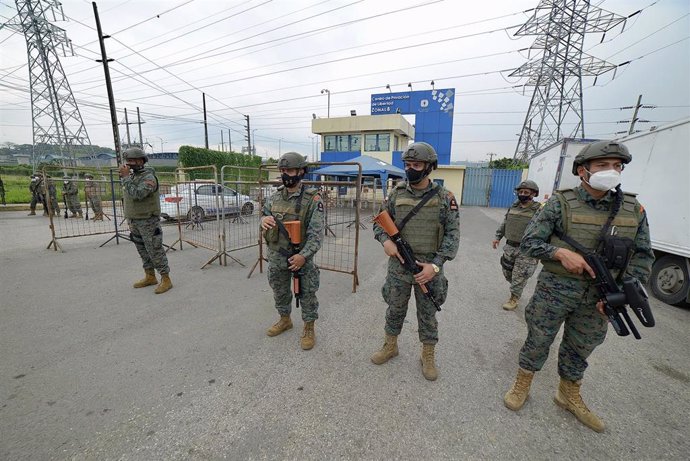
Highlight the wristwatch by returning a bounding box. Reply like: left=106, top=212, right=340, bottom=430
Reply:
left=431, top=263, right=440, bottom=274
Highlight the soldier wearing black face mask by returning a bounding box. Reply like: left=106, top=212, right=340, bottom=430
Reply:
left=371, top=142, right=460, bottom=381
left=492, top=180, right=541, bottom=310
left=260, top=152, right=324, bottom=350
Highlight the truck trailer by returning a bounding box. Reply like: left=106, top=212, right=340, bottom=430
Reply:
left=527, top=118, right=690, bottom=305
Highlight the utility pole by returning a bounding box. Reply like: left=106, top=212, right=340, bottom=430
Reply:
left=628, top=94, right=643, bottom=135
left=124, top=107, right=131, bottom=147
left=136, top=106, right=143, bottom=147
left=203, top=92, right=209, bottom=149
left=228, top=129, right=232, bottom=153
left=487, top=152, right=495, bottom=168
left=93, top=1, right=121, bottom=165
left=221, top=130, right=225, bottom=152
left=244, top=114, right=252, bottom=156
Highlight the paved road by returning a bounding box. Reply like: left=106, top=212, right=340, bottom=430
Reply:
left=1, top=208, right=688, bottom=460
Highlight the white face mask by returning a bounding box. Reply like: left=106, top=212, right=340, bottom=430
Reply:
left=586, top=169, right=621, bottom=191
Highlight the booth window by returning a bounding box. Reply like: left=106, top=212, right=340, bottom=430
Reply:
left=364, top=133, right=390, bottom=152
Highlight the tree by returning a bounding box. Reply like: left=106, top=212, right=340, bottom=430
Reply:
left=488, top=157, right=529, bottom=170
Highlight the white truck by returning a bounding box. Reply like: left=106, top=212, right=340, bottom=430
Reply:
left=527, top=118, right=690, bottom=305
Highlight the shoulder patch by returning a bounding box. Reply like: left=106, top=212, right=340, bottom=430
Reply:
left=316, top=201, right=324, bottom=212
left=447, top=191, right=458, bottom=211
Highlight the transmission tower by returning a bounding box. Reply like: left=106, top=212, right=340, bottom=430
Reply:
left=512, top=0, right=627, bottom=161
left=7, top=0, right=92, bottom=168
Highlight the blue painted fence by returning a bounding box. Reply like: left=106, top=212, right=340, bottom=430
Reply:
left=462, top=168, right=523, bottom=207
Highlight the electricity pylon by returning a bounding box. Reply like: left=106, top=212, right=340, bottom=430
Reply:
left=512, top=0, right=627, bottom=160
left=7, top=0, right=91, bottom=168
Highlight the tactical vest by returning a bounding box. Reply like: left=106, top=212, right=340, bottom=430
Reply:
left=264, top=186, right=318, bottom=253
left=123, top=173, right=160, bottom=219
left=393, top=183, right=444, bottom=256
left=504, top=201, right=541, bottom=242
left=542, top=188, right=640, bottom=279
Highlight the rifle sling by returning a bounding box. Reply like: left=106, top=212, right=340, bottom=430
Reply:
left=397, top=186, right=440, bottom=233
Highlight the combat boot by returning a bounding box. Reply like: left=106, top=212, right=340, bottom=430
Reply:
left=154, top=274, right=173, bottom=294
left=370, top=334, right=398, bottom=365
left=133, top=269, right=158, bottom=288
left=70, top=212, right=78, bottom=218
left=43, top=210, right=49, bottom=216
left=94, top=212, right=103, bottom=221
left=420, top=343, right=438, bottom=381
left=27, top=210, right=36, bottom=216
left=554, top=378, right=605, bottom=432
left=267, top=315, right=293, bottom=336
left=502, top=294, right=519, bottom=311
left=504, top=367, right=535, bottom=411
left=300, top=321, right=315, bottom=350
left=78, top=211, right=83, bottom=218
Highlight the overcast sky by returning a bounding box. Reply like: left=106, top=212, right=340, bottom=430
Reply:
left=1, top=0, right=688, bottom=161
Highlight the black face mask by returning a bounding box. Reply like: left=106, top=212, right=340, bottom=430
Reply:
left=281, top=172, right=303, bottom=188
left=406, top=166, right=430, bottom=185
left=518, top=194, right=532, bottom=203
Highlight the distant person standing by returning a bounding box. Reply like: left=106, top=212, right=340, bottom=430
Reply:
left=62, top=175, right=83, bottom=218
left=45, top=175, right=60, bottom=216
left=84, top=174, right=103, bottom=221
left=28, top=174, right=47, bottom=216
left=260, top=152, right=324, bottom=350
left=492, top=180, right=542, bottom=311
left=0, top=176, right=5, bottom=206
left=119, top=147, right=172, bottom=294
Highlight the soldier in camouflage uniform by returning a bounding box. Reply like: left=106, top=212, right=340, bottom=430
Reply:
left=260, top=152, right=324, bottom=350
left=28, top=174, right=48, bottom=216
left=371, top=142, right=460, bottom=381
left=503, top=141, right=654, bottom=432
left=45, top=175, right=60, bottom=216
left=62, top=176, right=83, bottom=218
left=120, top=147, right=172, bottom=294
left=492, top=180, right=541, bottom=310
left=84, top=173, right=103, bottom=221
left=0, top=176, right=5, bottom=206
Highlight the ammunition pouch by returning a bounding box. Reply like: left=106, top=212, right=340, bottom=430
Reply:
left=601, top=234, right=634, bottom=270
left=263, top=226, right=279, bottom=244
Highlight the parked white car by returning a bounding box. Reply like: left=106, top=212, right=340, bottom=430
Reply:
left=159, top=182, right=257, bottom=221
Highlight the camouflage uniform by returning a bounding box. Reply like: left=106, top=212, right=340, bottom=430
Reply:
left=373, top=181, right=460, bottom=344
left=62, top=180, right=82, bottom=215
left=122, top=165, right=169, bottom=276
left=495, top=200, right=541, bottom=298
left=84, top=179, right=103, bottom=214
left=518, top=185, right=654, bottom=380
left=29, top=176, right=47, bottom=213
left=0, top=177, right=5, bottom=205
left=46, top=178, right=59, bottom=215
left=263, top=184, right=324, bottom=322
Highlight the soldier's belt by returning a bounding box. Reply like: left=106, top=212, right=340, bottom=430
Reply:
left=505, top=240, right=521, bottom=247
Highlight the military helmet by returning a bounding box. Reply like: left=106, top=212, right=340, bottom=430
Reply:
left=123, top=147, right=148, bottom=162
left=515, top=180, right=539, bottom=195
left=571, top=140, right=631, bottom=175
left=84, top=173, right=94, bottom=179
left=402, top=142, right=438, bottom=168
left=277, top=152, right=308, bottom=169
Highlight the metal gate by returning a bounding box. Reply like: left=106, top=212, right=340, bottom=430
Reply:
left=462, top=168, right=523, bottom=207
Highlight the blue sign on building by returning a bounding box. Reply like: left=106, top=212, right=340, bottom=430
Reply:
left=371, top=89, right=454, bottom=166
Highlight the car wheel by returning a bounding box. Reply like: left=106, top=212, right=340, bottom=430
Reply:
left=650, top=255, right=689, bottom=305
left=187, top=205, right=205, bottom=223
left=241, top=202, right=254, bottom=216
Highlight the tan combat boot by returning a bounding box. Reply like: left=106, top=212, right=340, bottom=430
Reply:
left=78, top=211, right=83, bottom=218
left=504, top=367, right=535, bottom=411
left=94, top=212, right=103, bottom=221
left=370, top=334, right=398, bottom=365
left=420, top=343, right=438, bottom=381
left=554, top=378, right=605, bottom=432
left=266, top=315, right=293, bottom=337
left=28, top=210, right=36, bottom=216
left=70, top=212, right=78, bottom=218
left=301, top=321, right=316, bottom=350
left=154, top=274, right=173, bottom=294
left=502, top=294, right=519, bottom=311
left=133, top=269, right=158, bottom=288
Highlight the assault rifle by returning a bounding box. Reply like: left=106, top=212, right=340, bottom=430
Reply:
left=373, top=210, right=441, bottom=311
left=585, top=252, right=655, bottom=339
left=280, top=220, right=303, bottom=308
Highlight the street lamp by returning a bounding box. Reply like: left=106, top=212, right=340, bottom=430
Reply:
left=321, top=88, right=330, bottom=118
left=154, top=136, right=165, bottom=153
